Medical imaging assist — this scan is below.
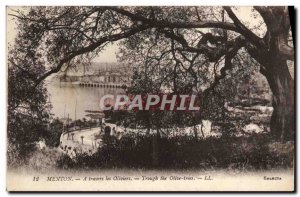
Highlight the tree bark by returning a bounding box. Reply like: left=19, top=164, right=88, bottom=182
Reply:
left=263, top=58, right=294, bottom=142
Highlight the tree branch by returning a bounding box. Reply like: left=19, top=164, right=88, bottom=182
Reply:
left=160, top=29, right=246, bottom=62
left=223, top=6, right=264, bottom=48
left=107, top=7, right=238, bottom=31
left=35, top=25, right=149, bottom=86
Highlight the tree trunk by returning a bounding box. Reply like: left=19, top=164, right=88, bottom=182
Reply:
left=194, top=124, right=198, bottom=140
left=263, top=58, right=294, bottom=142
left=193, top=115, right=198, bottom=140
left=152, top=129, right=160, bottom=167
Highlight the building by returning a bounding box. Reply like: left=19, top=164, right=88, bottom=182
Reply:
left=58, top=62, right=133, bottom=87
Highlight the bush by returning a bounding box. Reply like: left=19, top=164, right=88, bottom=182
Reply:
left=56, top=133, right=294, bottom=170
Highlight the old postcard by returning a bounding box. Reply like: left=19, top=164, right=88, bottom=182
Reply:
left=6, top=6, right=295, bottom=192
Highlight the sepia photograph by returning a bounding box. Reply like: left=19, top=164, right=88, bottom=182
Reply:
left=6, top=5, right=295, bottom=192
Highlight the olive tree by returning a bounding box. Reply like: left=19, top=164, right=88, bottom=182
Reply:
left=8, top=6, right=294, bottom=142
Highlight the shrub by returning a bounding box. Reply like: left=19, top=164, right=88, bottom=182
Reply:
left=56, top=133, right=294, bottom=170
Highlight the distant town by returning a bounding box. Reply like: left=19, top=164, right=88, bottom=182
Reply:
left=55, top=62, right=133, bottom=88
